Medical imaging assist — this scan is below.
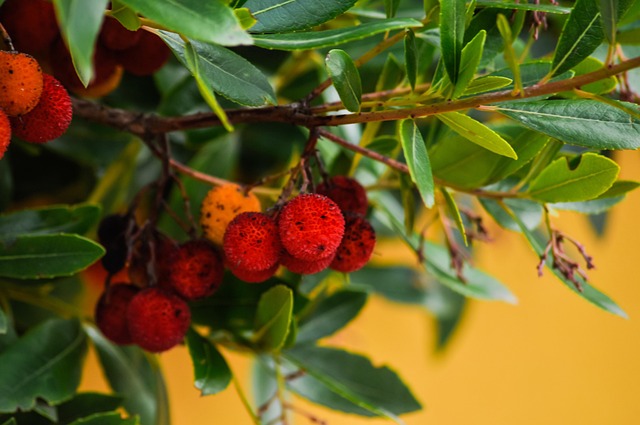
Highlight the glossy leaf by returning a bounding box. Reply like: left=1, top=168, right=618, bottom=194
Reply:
left=0, top=204, right=100, bottom=244
left=440, top=0, right=466, bottom=83
left=385, top=0, right=401, bottom=17
left=463, top=75, right=512, bottom=96
left=480, top=197, right=544, bottom=232
left=117, top=0, right=251, bottom=45
left=440, top=188, right=468, bottom=246
left=528, top=153, right=619, bottom=202
left=437, top=112, right=517, bottom=159
left=551, top=0, right=604, bottom=76
left=496, top=99, right=640, bottom=150
left=399, top=120, right=435, bottom=208
left=252, top=18, right=422, bottom=50
left=0, top=319, right=88, bottom=412
left=404, top=29, right=418, bottom=91
left=253, top=284, right=294, bottom=352
left=475, top=0, right=571, bottom=13
left=452, top=30, right=486, bottom=99
left=600, top=0, right=618, bottom=43
left=326, top=49, right=362, bottom=113
left=559, top=57, right=617, bottom=97
left=496, top=14, right=522, bottom=94
left=52, top=0, right=109, bottom=86
left=0, top=234, right=104, bottom=279
left=285, top=345, right=421, bottom=418
left=296, top=289, right=368, bottom=345
left=245, top=0, right=357, bottom=33
left=57, top=393, right=124, bottom=425
left=109, top=1, right=141, bottom=30
left=186, top=329, right=232, bottom=396
left=68, top=412, right=138, bottom=425
left=86, top=326, right=170, bottom=425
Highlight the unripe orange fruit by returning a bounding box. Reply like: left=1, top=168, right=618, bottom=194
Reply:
left=200, top=184, right=261, bottom=245
left=0, top=51, right=43, bottom=116
left=0, top=109, right=10, bottom=159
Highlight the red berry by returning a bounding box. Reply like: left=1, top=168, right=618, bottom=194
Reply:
left=166, top=239, right=224, bottom=300
left=330, top=215, right=376, bottom=273
left=99, top=17, right=142, bottom=51
left=127, top=287, right=191, bottom=353
left=10, top=74, right=72, bottom=143
left=227, top=261, right=279, bottom=283
left=281, top=250, right=335, bottom=275
left=316, top=176, right=368, bottom=216
left=51, top=37, right=118, bottom=92
left=278, top=194, right=345, bottom=261
left=0, top=109, right=10, bottom=159
left=115, top=30, right=170, bottom=76
left=223, top=212, right=282, bottom=272
left=95, top=283, right=140, bottom=345
left=0, top=0, right=59, bottom=54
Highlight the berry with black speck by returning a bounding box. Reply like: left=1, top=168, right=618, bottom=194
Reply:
left=278, top=194, right=345, bottom=261
left=281, top=249, right=335, bottom=275
left=127, top=287, right=191, bottom=353
left=330, top=214, right=376, bottom=273
left=223, top=212, right=282, bottom=272
left=166, top=239, right=224, bottom=300
left=0, top=109, right=10, bottom=159
left=227, top=261, right=280, bottom=283
left=95, top=283, right=140, bottom=345
left=316, top=175, right=368, bottom=216
left=0, top=51, right=43, bottom=116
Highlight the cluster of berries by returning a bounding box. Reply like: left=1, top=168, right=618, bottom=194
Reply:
left=0, top=0, right=170, bottom=98
left=0, top=50, right=72, bottom=159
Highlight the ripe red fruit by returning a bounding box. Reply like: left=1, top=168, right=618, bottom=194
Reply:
left=281, top=250, right=335, bottom=275
left=115, top=30, right=170, bottom=76
left=316, top=176, right=368, bottom=216
left=95, top=283, right=140, bottom=345
left=0, top=109, right=10, bottom=159
left=0, top=0, right=59, bottom=54
left=10, top=74, right=72, bottom=143
left=166, top=239, right=224, bottom=300
left=278, top=194, right=345, bottom=261
left=227, top=261, right=279, bottom=283
left=99, top=17, right=142, bottom=51
left=223, top=212, right=282, bottom=272
left=330, top=214, right=376, bottom=273
left=127, top=287, right=191, bottom=353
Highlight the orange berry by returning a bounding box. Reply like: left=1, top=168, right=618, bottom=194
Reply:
left=0, top=109, right=10, bottom=159
left=200, top=184, right=261, bottom=245
left=0, top=51, right=43, bottom=116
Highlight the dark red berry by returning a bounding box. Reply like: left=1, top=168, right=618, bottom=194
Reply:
left=95, top=283, right=139, bottom=345
left=223, top=212, right=282, bottom=272
left=316, top=176, right=368, bottom=216
left=166, top=239, right=224, bottom=300
left=281, top=250, right=334, bottom=275
left=330, top=215, right=376, bottom=273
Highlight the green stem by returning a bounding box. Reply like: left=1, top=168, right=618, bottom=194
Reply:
left=232, top=373, right=262, bottom=425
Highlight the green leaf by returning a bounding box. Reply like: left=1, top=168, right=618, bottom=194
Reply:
left=496, top=99, right=640, bottom=150
left=385, top=0, right=401, bottom=17
left=253, top=284, right=294, bottom=352
left=0, top=319, right=88, bottom=412
left=296, top=289, right=368, bottom=345
left=404, top=29, right=418, bottom=91
left=480, top=197, right=544, bottom=232
left=440, top=188, right=468, bottom=246
left=551, top=0, right=604, bottom=76
left=559, top=57, right=617, bottom=97
left=325, top=49, right=362, bottom=113
left=0, top=234, right=104, bottom=279
left=186, top=329, right=232, bottom=396
left=600, top=0, right=618, bottom=43
left=0, top=204, right=100, bottom=244
left=57, top=393, right=124, bottom=425
left=399, top=120, right=435, bottom=208
left=252, top=18, right=422, bottom=50
left=463, top=75, right=512, bottom=96
left=68, top=412, right=138, bottom=425
left=528, top=153, right=619, bottom=202
left=1, top=419, right=16, bottom=425
left=505, top=206, right=627, bottom=318
left=245, top=0, right=358, bottom=33
left=235, top=8, right=257, bottom=30
left=117, top=0, right=252, bottom=45
left=488, top=61, right=574, bottom=94
left=109, top=1, right=141, bottom=30
left=52, top=0, right=109, bottom=86
left=86, top=326, right=169, bottom=425
left=284, top=345, right=421, bottom=418
left=452, top=30, right=486, bottom=99
left=437, top=112, right=517, bottom=159
left=440, top=0, right=466, bottom=83
left=496, top=14, right=522, bottom=94
left=475, top=0, right=571, bottom=13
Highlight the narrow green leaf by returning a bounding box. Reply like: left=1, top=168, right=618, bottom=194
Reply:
left=480, top=197, right=544, bottom=232
left=57, top=393, right=124, bottom=425
left=117, top=0, right=252, bottom=45
left=496, top=14, right=522, bottom=94
left=559, top=57, right=617, bottom=97
left=186, top=329, right=232, bottom=396
left=440, top=0, right=466, bottom=83
left=551, top=0, right=604, bottom=76
left=385, top=0, right=401, bottom=17
left=440, top=188, right=468, bottom=246
left=0, top=319, right=88, bottom=412
left=496, top=99, right=640, bottom=150
left=253, top=285, right=294, bottom=352
left=528, top=153, right=619, bottom=202
left=475, top=0, right=571, bottom=13
left=463, top=75, right=512, bottom=95
left=399, top=120, right=435, bottom=208
left=52, top=0, right=109, bottom=86
left=285, top=345, right=421, bottom=418
left=404, top=29, right=418, bottom=91
left=0, top=307, right=6, bottom=334
left=598, top=180, right=640, bottom=197
left=326, top=49, right=362, bottom=113
left=296, top=290, right=368, bottom=345
left=0, top=419, right=16, bottom=425
left=245, top=0, right=358, bottom=33
left=399, top=172, right=416, bottom=234
left=0, top=234, right=104, bottom=279
left=68, top=412, right=138, bottom=425
left=252, top=18, right=422, bottom=50
left=109, top=1, right=141, bottom=30
left=452, top=30, right=486, bottom=99
left=437, top=112, right=517, bottom=159
left=234, top=7, right=257, bottom=30
left=600, top=0, right=618, bottom=43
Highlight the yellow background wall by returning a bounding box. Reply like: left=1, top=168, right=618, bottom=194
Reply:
left=82, top=152, right=640, bottom=425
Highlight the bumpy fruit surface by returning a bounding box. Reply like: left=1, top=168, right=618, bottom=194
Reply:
left=95, top=283, right=140, bottom=345
left=281, top=250, right=335, bottom=275
left=200, top=184, right=261, bottom=245
left=223, top=212, right=282, bottom=272
left=316, top=176, right=368, bottom=216
left=0, top=51, right=43, bottom=116
left=116, top=30, right=171, bottom=76
left=330, top=214, right=376, bottom=273
left=0, top=0, right=58, bottom=54
left=10, top=74, right=72, bottom=143
left=278, top=194, right=345, bottom=261
left=127, top=287, right=191, bottom=353
left=0, top=109, right=10, bottom=159
left=227, top=261, right=279, bottom=283
left=166, top=239, right=224, bottom=300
